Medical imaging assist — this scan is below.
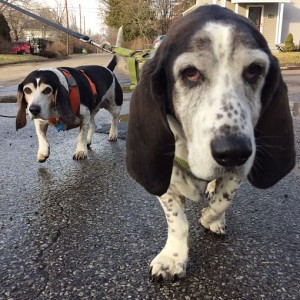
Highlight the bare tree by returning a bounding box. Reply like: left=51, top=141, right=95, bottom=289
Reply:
left=3, top=0, right=67, bottom=41
left=98, top=0, right=195, bottom=42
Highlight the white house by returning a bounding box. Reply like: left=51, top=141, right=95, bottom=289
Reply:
left=183, top=0, right=300, bottom=50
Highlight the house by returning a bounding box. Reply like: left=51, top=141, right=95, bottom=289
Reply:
left=183, top=0, right=300, bottom=50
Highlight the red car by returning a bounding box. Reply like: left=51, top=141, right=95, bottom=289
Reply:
left=12, top=41, right=31, bottom=54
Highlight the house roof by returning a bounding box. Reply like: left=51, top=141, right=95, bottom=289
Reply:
left=231, top=0, right=290, bottom=3
left=182, top=0, right=291, bottom=16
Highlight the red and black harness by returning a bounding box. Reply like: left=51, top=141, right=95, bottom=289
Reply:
left=49, top=68, right=97, bottom=131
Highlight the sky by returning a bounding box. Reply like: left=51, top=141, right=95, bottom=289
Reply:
left=42, top=0, right=105, bottom=35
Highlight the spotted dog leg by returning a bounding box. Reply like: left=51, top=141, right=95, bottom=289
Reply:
left=34, top=119, right=50, bottom=163
left=200, top=175, right=242, bottom=234
left=73, top=106, right=90, bottom=160
left=150, top=192, right=189, bottom=281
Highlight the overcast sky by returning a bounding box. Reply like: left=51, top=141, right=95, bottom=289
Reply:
left=42, top=0, right=104, bottom=34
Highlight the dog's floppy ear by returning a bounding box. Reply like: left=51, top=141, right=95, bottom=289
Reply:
left=16, top=84, right=27, bottom=130
left=126, top=54, right=175, bottom=196
left=55, top=85, right=80, bottom=130
left=248, top=56, right=295, bottom=188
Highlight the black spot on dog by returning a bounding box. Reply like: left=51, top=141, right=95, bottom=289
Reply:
left=223, top=192, right=230, bottom=200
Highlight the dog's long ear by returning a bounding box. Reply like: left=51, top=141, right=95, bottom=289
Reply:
left=126, top=54, right=175, bottom=196
left=55, top=85, right=80, bottom=130
left=248, top=56, right=295, bottom=188
left=16, top=84, right=27, bottom=130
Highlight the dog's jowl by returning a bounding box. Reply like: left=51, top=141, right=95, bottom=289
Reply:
left=126, top=6, right=295, bottom=280
left=16, top=55, right=123, bottom=162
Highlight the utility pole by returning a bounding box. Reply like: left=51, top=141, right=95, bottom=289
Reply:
left=65, top=0, right=69, bottom=55
left=79, top=4, right=82, bottom=33
left=84, top=16, right=86, bottom=34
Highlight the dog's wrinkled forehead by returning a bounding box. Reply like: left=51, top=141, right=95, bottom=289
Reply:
left=159, top=7, right=270, bottom=71
left=189, top=21, right=260, bottom=55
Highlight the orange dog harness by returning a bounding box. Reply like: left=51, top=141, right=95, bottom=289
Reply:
left=49, top=68, right=97, bottom=131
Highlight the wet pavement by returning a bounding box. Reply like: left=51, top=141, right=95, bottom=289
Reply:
left=0, top=56, right=300, bottom=299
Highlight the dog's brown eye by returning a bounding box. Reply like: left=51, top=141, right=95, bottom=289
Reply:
left=24, top=87, right=32, bottom=94
left=42, top=87, right=52, bottom=95
left=244, top=63, right=264, bottom=82
left=182, top=67, right=203, bottom=83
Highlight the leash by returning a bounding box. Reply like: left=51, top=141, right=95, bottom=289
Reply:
left=0, top=0, right=114, bottom=54
left=0, top=114, right=17, bottom=118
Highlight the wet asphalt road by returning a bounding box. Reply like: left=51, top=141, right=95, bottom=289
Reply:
left=0, top=56, right=300, bottom=299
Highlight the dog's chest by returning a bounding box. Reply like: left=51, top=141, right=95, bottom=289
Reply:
left=170, top=165, right=207, bottom=202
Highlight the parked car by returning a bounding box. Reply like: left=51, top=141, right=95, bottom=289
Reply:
left=152, top=35, right=165, bottom=50
left=11, top=41, right=31, bottom=54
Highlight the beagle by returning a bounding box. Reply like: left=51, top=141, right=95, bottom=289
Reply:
left=16, top=55, right=123, bottom=161
left=126, top=6, right=295, bottom=280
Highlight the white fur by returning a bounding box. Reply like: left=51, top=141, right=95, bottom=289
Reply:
left=150, top=23, right=270, bottom=279
left=24, top=81, right=56, bottom=120
left=172, top=24, right=269, bottom=180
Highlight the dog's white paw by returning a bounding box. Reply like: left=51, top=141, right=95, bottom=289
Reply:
left=73, top=150, right=88, bottom=160
left=200, top=208, right=226, bottom=235
left=37, top=148, right=50, bottom=163
left=108, top=131, right=118, bottom=141
left=149, top=250, right=187, bottom=281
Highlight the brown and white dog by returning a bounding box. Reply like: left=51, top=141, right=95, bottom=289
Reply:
left=126, top=6, right=295, bottom=280
left=16, top=55, right=123, bottom=161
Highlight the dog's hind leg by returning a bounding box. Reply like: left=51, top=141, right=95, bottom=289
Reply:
left=107, top=104, right=121, bottom=141
left=73, top=105, right=90, bottom=160
left=87, top=115, right=96, bottom=149
left=34, top=119, right=50, bottom=163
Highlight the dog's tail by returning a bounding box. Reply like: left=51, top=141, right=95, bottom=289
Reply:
left=107, top=55, right=118, bottom=72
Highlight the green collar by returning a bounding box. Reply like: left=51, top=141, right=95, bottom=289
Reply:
left=174, top=156, right=191, bottom=173
left=174, top=156, right=209, bottom=182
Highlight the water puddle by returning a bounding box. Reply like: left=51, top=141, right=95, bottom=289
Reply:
left=292, top=102, right=300, bottom=117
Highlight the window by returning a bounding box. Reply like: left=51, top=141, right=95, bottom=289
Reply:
left=248, top=6, right=263, bottom=32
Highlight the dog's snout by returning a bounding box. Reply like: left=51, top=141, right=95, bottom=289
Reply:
left=29, top=105, right=41, bottom=116
left=211, top=135, right=252, bottom=167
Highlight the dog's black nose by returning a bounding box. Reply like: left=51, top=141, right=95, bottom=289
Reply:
left=29, top=105, right=41, bottom=116
left=211, top=135, right=252, bottom=167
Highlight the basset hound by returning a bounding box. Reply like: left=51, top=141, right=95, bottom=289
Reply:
left=16, top=55, right=123, bottom=161
left=126, top=6, right=295, bottom=280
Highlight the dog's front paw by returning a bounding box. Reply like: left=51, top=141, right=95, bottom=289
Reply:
left=37, top=148, right=50, bottom=163
left=200, top=208, right=226, bottom=235
left=108, top=131, right=118, bottom=141
left=73, top=150, right=88, bottom=160
left=149, top=251, right=187, bottom=281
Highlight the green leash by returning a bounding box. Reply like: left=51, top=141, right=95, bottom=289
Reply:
left=174, top=156, right=191, bottom=173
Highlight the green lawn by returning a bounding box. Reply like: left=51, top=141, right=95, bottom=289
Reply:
left=272, top=51, right=300, bottom=66
left=0, top=54, right=47, bottom=65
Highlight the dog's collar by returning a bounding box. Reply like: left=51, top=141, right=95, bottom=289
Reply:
left=174, top=156, right=209, bottom=182
left=174, top=156, right=191, bottom=173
